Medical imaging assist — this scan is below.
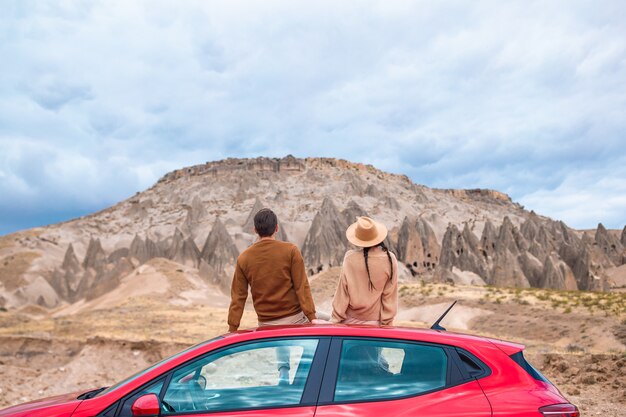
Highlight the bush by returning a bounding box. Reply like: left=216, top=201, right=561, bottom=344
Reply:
left=565, top=343, right=585, bottom=353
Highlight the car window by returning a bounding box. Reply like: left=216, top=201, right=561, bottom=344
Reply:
left=334, top=339, right=448, bottom=402
left=509, top=351, right=551, bottom=384
left=162, top=339, right=319, bottom=414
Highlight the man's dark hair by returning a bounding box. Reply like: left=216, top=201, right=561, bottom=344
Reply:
left=254, top=208, right=278, bottom=237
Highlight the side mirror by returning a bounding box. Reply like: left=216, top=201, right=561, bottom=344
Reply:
left=131, top=393, right=160, bottom=417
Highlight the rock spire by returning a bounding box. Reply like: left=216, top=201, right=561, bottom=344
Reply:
left=301, top=197, right=348, bottom=274
left=201, top=218, right=240, bottom=287
left=83, top=238, right=107, bottom=270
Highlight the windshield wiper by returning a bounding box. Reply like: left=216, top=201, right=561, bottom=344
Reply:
left=77, top=387, right=108, bottom=400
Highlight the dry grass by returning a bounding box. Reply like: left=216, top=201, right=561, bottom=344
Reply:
left=0, top=299, right=257, bottom=344
left=396, top=281, right=626, bottom=355
left=398, top=282, right=626, bottom=318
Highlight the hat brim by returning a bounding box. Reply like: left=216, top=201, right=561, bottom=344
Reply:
left=345, top=220, right=388, bottom=248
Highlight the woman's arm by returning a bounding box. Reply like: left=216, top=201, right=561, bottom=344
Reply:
left=380, top=256, right=398, bottom=325
left=331, top=264, right=350, bottom=323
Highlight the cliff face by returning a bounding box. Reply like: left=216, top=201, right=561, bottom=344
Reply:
left=0, top=155, right=623, bottom=310
left=158, top=155, right=306, bottom=183
left=440, top=188, right=514, bottom=205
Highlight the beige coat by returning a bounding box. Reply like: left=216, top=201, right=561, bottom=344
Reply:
left=331, top=247, right=398, bottom=325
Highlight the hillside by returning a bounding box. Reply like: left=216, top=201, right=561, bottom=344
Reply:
left=0, top=156, right=625, bottom=311
left=0, top=156, right=625, bottom=415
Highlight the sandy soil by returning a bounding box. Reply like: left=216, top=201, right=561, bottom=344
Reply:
left=397, top=303, right=492, bottom=330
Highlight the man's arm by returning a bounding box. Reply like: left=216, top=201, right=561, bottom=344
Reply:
left=290, top=246, right=317, bottom=321
left=227, top=261, right=248, bottom=332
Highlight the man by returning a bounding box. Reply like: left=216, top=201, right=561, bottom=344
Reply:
left=228, top=208, right=317, bottom=332
left=228, top=208, right=317, bottom=384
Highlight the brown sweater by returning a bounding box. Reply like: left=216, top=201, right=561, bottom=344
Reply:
left=228, top=239, right=316, bottom=332
left=332, top=247, right=398, bottom=325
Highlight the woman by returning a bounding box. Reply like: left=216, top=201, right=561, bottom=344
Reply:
left=332, top=216, right=398, bottom=325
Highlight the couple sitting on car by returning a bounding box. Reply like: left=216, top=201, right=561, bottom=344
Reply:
left=227, top=207, right=398, bottom=331
left=227, top=207, right=398, bottom=383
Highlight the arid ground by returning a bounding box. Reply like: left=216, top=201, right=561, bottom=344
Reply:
left=1, top=272, right=624, bottom=414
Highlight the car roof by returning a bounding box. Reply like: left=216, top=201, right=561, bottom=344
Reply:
left=223, top=324, right=524, bottom=354
left=96, top=324, right=524, bottom=400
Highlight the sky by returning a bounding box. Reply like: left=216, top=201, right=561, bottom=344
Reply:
left=1, top=0, right=625, bottom=235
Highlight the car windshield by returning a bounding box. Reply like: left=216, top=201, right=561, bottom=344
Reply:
left=95, top=336, right=223, bottom=397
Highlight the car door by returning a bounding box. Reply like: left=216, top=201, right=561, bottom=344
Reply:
left=114, top=337, right=329, bottom=417
left=314, top=337, right=491, bottom=417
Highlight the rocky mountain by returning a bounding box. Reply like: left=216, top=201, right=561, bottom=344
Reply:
left=0, top=156, right=624, bottom=310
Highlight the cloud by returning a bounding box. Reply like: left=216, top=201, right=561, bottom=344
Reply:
left=519, top=158, right=626, bottom=229
left=28, top=78, right=93, bottom=111
left=0, top=0, right=625, bottom=234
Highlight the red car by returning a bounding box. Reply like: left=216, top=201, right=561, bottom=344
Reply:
left=0, top=325, right=579, bottom=417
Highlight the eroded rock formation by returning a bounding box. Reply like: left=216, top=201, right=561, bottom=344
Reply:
left=396, top=216, right=440, bottom=276
left=182, top=195, right=207, bottom=237
left=436, top=216, right=617, bottom=291
left=50, top=244, right=83, bottom=301
left=439, top=224, right=489, bottom=283
left=242, top=198, right=288, bottom=241
left=169, top=228, right=201, bottom=267
left=200, top=218, right=240, bottom=287
left=541, top=255, right=578, bottom=290
left=595, top=223, right=624, bottom=266
left=47, top=221, right=241, bottom=303
left=301, top=198, right=349, bottom=274
left=83, top=238, right=107, bottom=270
left=242, top=198, right=264, bottom=233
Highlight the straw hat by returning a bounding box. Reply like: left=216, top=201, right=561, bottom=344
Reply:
left=346, top=216, right=388, bottom=248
